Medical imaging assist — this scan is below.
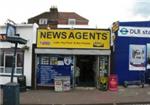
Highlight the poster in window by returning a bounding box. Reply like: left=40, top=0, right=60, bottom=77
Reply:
left=64, top=57, right=72, bottom=66
left=37, top=65, right=71, bottom=86
left=147, top=44, right=150, bottom=69
left=129, top=45, right=146, bottom=71
left=50, top=57, right=58, bottom=65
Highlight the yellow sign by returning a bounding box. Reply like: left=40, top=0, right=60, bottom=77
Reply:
left=37, top=29, right=110, bottom=49
left=112, top=21, right=119, bottom=33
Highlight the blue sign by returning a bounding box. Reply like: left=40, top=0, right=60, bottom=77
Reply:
left=120, top=28, right=128, bottom=35
left=37, top=65, right=71, bottom=85
left=6, top=23, right=16, bottom=37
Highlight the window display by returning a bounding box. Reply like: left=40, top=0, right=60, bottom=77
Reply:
left=99, top=56, right=109, bottom=90
left=129, top=45, right=146, bottom=71
left=37, top=55, right=73, bottom=86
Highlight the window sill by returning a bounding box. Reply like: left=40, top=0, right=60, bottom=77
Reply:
left=0, top=74, right=22, bottom=77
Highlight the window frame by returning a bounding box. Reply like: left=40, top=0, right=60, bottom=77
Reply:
left=68, top=19, right=76, bottom=25
left=39, top=18, right=48, bottom=25
left=0, top=52, right=24, bottom=75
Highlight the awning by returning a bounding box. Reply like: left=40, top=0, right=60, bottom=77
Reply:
left=35, top=48, right=111, bottom=55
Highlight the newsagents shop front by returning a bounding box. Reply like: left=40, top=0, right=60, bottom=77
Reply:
left=34, top=29, right=111, bottom=89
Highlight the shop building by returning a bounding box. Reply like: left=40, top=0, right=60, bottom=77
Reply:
left=112, top=21, right=150, bottom=85
left=28, top=7, right=111, bottom=89
left=34, top=29, right=111, bottom=89
left=0, top=23, right=38, bottom=87
left=0, top=8, right=111, bottom=89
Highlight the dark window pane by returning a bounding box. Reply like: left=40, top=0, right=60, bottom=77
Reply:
left=5, top=56, right=13, bottom=67
left=0, top=68, right=4, bottom=73
left=5, top=67, right=12, bottom=73
left=17, top=53, right=23, bottom=67
left=16, top=68, right=23, bottom=74
left=0, top=51, right=4, bottom=66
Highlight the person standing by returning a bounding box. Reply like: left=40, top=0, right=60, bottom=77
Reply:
left=75, top=66, right=80, bottom=86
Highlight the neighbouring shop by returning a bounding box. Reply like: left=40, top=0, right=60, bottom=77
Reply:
left=34, top=29, right=111, bottom=89
left=112, top=21, right=150, bottom=85
left=0, top=24, right=38, bottom=87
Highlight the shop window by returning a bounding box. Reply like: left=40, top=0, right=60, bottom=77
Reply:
left=50, top=57, right=58, bottom=65
left=147, top=44, right=150, bottom=69
left=0, top=51, right=4, bottom=73
left=41, top=56, right=49, bottom=65
left=0, top=52, right=24, bottom=75
left=5, top=55, right=13, bottom=67
left=99, top=56, right=109, bottom=77
left=0, top=51, right=4, bottom=66
left=5, top=67, right=12, bottom=73
left=17, top=53, right=23, bottom=67
left=36, top=56, right=40, bottom=66
left=16, top=53, right=23, bottom=74
left=16, top=68, right=23, bottom=74
left=5, top=55, right=13, bottom=73
left=0, top=68, right=4, bottom=73
left=38, top=55, right=73, bottom=66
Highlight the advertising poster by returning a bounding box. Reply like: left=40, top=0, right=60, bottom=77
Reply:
left=37, top=65, right=71, bottom=86
left=37, top=55, right=73, bottom=86
left=147, top=44, right=150, bottom=69
left=129, top=45, right=146, bottom=71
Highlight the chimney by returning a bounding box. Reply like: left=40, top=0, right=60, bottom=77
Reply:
left=50, top=6, right=58, bottom=12
left=48, top=6, right=58, bottom=29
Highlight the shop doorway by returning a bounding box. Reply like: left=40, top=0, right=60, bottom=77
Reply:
left=76, top=55, right=97, bottom=87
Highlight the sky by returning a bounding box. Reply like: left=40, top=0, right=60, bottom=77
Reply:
left=0, top=0, right=150, bottom=28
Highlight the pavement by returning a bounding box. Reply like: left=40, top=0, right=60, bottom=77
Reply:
left=0, top=86, right=150, bottom=105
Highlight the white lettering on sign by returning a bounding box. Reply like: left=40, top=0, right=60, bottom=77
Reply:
left=118, top=26, right=150, bottom=37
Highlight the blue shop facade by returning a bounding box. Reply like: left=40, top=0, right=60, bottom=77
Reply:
left=113, top=21, right=150, bottom=85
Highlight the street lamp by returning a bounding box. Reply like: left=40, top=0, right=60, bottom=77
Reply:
left=6, top=22, right=17, bottom=82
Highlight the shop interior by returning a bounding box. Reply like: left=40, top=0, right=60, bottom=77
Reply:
left=76, top=55, right=97, bottom=87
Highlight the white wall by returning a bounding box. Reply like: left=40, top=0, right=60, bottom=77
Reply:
left=0, top=23, right=38, bottom=87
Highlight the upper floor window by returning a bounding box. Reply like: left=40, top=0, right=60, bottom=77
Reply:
left=39, top=18, right=48, bottom=25
left=68, top=19, right=76, bottom=25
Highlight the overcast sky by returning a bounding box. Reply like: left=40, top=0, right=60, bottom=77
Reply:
left=0, top=0, right=150, bottom=28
